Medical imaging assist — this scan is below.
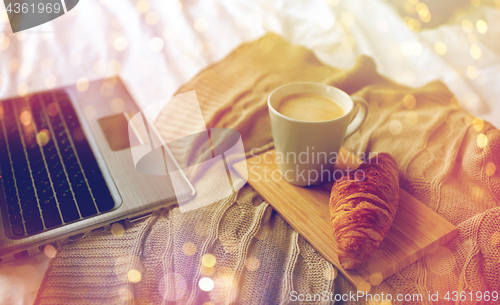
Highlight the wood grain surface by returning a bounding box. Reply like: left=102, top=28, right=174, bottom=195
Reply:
left=233, top=148, right=458, bottom=291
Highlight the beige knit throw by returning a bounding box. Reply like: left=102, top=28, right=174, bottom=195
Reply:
left=35, top=34, right=500, bottom=304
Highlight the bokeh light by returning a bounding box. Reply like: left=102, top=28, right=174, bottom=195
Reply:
left=490, top=232, right=500, bottom=246
left=198, top=277, right=214, bottom=291
left=108, top=60, right=121, bottom=74
left=404, top=17, right=421, bottom=31
left=100, top=84, right=114, bottom=97
left=0, top=36, right=10, bottom=50
left=182, top=242, right=197, bottom=256
left=149, top=37, right=164, bottom=52
left=476, top=133, right=488, bottom=148
left=103, top=77, right=117, bottom=88
left=175, top=0, right=183, bottom=11
left=136, top=0, right=150, bottom=13
left=476, top=20, right=488, bottom=34
left=404, top=1, right=415, bottom=13
left=416, top=3, right=431, bottom=23
left=402, top=70, right=416, bottom=85
left=202, top=253, right=216, bottom=268
left=466, top=65, right=478, bottom=80
left=16, top=32, right=26, bottom=41
left=128, top=269, right=142, bottom=283
left=472, top=117, right=484, bottom=132
left=43, top=244, right=57, bottom=258
left=400, top=42, right=422, bottom=57
left=369, top=272, right=384, bottom=286
left=93, top=61, right=107, bottom=75
left=20, top=110, right=32, bottom=126
left=341, top=12, right=355, bottom=27
left=46, top=103, right=59, bottom=117
left=420, top=13, right=431, bottom=23
left=213, top=275, right=238, bottom=303
left=19, top=63, right=32, bottom=78
left=412, top=41, right=423, bottom=55
left=470, top=45, right=481, bottom=60
left=110, top=98, right=125, bottom=113
left=403, top=94, right=416, bottom=109
left=110, top=222, right=125, bottom=237
left=114, top=36, right=128, bottom=51
left=146, top=11, right=160, bottom=25
left=9, top=58, right=18, bottom=73
left=485, top=162, right=496, bottom=177
left=462, top=20, right=473, bottom=33
left=36, top=129, right=51, bottom=146
left=72, top=127, right=85, bottom=142
left=17, top=83, right=28, bottom=97
left=245, top=257, right=260, bottom=271
left=164, top=27, right=178, bottom=41
left=194, top=18, right=209, bottom=32
left=407, top=111, right=419, bottom=126
left=357, top=281, right=371, bottom=292
left=76, top=77, right=90, bottom=92
left=389, top=120, right=403, bottom=135
left=323, top=267, right=337, bottom=281
left=435, top=41, right=447, bottom=56
left=341, top=35, right=355, bottom=49
left=400, top=42, right=412, bottom=57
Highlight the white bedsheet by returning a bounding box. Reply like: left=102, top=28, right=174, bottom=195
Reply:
left=1, top=0, right=499, bottom=304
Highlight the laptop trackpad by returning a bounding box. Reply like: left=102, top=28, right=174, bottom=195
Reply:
left=98, top=112, right=140, bottom=151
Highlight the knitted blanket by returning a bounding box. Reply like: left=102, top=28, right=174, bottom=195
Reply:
left=35, top=34, right=500, bottom=305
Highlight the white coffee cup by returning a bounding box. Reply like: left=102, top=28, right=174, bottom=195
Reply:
left=268, top=82, right=369, bottom=186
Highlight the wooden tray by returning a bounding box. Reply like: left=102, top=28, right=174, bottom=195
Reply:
left=233, top=149, right=457, bottom=291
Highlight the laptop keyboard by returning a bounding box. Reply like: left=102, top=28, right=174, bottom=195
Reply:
left=0, top=91, right=115, bottom=238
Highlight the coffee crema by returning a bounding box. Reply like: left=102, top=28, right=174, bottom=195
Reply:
left=276, top=93, right=345, bottom=122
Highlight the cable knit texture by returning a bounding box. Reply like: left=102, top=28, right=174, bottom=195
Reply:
left=35, top=34, right=500, bottom=304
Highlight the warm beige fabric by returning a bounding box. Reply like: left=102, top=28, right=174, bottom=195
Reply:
left=36, top=34, right=500, bottom=304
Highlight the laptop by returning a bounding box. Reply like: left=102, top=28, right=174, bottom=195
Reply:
left=0, top=77, right=195, bottom=262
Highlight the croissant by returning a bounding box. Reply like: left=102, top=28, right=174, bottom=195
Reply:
left=329, top=152, right=399, bottom=270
